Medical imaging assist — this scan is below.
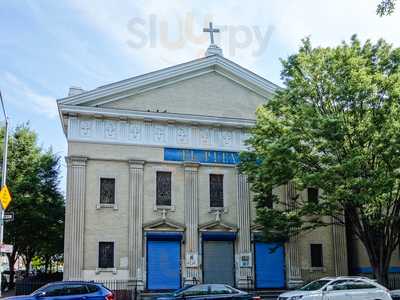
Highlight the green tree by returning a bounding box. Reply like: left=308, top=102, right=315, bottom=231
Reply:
left=239, top=36, right=400, bottom=286
left=377, top=0, right=397, bottom=16
left=0, top=125, right=64, bottom=286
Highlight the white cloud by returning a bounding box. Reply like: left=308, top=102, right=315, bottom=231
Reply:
left=1, top=72, right=58, bottom=119
left=67, top=0, right=200, bottom=71
left=66, top=0, right=400, bottom=85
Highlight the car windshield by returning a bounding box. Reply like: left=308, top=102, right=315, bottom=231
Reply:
left=172, top=285, right=193, bottom=296
left=299, top=280, right=331, bottom=291
left=30, top=284, right=51, bottom=295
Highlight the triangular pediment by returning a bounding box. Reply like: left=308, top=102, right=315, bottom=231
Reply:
left=57, top=55, right=280, bottom=134
left=143, top=218, right=185, bottom=232
left=58, top=55, right=279, bottom=108
left=199, top=220, right=237, bottom=232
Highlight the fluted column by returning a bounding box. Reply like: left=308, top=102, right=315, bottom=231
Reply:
left=64, top=156, right=87, bottom=280
left=332, top=215, right=348, bottom=276
left=183, top=163, right=200, bottom=284
left=128, top=160, right=145, bottom=289
left=285, top=182, right=303, bottom=288
left=236, top=171, right=252, bottom=288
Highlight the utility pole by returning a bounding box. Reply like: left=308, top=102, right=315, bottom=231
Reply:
left=0, top=90, right=9, bottom=297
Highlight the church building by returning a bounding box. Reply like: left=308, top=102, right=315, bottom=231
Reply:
left=58, top=24, right=359, bottom=291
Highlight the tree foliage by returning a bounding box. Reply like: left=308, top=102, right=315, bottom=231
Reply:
left=239, top=36, right=400, bottom=285
left=0, top=125, right=64, bottom=285
left=377, top=0, right=397, bottom=16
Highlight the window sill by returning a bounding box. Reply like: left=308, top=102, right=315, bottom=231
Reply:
left=96, top=204, right=118, bottom=210
left=153, top=205, right=175, bottom=212
left=208, top=207, right=228, bottom=213
left=309, top=267, right=325, bottom=272
left=96, top=267, right=117, bottom=274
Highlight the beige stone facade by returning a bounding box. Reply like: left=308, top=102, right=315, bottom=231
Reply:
left=58, top=51, right=350, bottom=290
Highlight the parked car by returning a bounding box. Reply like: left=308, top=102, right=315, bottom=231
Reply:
left=5, top=281, right=114, bottom=300
left=391, top=289, right=400, bottom=300
left=157, top=284, right=260, bottom=300
left=278, top=276, right=391, bottom=300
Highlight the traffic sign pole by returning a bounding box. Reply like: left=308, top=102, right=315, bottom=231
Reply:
left=0, top=91, right=9, bottom=297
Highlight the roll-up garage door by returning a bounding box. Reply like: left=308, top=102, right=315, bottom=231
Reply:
left=202, top=232, right=236, bottom=286
left=255, top=242, right=285, bottom=288
left=147, top=232, right=181, bottom=290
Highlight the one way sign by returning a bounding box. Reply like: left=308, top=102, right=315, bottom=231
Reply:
left=3, top=212, right=14, bottom=221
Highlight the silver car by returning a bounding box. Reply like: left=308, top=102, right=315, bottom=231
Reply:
left=278, top=276, right=391, bottom=300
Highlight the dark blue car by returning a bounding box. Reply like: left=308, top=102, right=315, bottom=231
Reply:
left=157, top=284, right=259, bottom=300
left=5, top=281, right=114, bottom=300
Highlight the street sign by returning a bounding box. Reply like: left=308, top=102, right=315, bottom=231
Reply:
left=0, top=244, right=13, bottom=254
left=0, top=185, right=11, bottom=209
left=3, top=212, right=13, bottom=222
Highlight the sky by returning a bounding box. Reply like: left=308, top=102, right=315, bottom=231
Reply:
left=1, top=0, right=400, bottom=193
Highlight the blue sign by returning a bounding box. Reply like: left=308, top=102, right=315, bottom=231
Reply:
left=164, top=148, right=240, bottom=165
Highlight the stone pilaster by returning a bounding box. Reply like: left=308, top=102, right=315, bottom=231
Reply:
left=236, top=172, right=252, bottom=288
left=128, top=160, right=145, bottom=289
left=64, top=156, right=87, bottom=280
left=285, top=182, right=303, bottom=288
left=183, top=163, right=200, bottom=284
left=332, top=215, right=348, bottom=276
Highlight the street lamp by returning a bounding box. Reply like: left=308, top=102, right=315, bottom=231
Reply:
left=0, top=90, right=9, bottom=297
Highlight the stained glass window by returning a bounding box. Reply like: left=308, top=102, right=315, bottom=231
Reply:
left=98, top=242, right=114, bottom=268
left=210, top=174, right=223, bottom=208
left=156, top=171, right=171, bottom=206
left=100, top=178, right=115, bottom=204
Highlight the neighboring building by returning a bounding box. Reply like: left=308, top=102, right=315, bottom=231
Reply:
left=57, top=37, right=391, bottom=290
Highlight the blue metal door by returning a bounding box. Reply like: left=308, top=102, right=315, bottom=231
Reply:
left=147, top=240, right=181, bottom=290
left=255, top=242, right=285, bottom=288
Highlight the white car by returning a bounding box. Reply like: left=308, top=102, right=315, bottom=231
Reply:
left=278, top=276, right=391, bottom=300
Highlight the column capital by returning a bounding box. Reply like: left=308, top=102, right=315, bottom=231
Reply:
left=183, top=162, right=200, bottom=171
left=235, top=167, right=247, bottom=175
left=128, top=160, right=146, bottom=169
left=65, top=156, right=88, bottom=166
left=236, top=171, right=248, bottom=178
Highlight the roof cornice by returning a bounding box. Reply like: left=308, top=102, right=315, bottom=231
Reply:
left=59, top=104, right=256, bottom=128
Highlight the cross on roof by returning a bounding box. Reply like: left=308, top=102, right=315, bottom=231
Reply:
left=203, top=22, right=220, bottom=45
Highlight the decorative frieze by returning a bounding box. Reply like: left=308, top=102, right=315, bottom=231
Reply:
left=68, top=117, right=250, bottom=151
